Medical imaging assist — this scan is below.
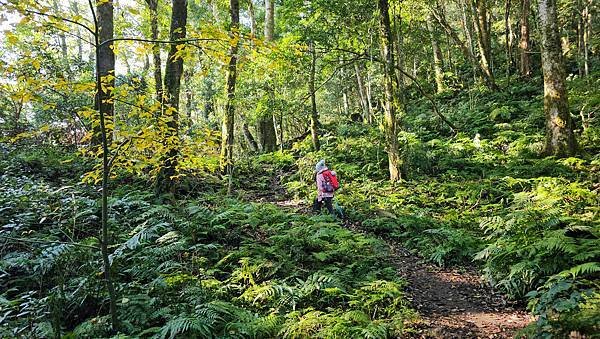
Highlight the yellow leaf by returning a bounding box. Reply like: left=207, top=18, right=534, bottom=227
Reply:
left=7, top=33, right=18, bottom=45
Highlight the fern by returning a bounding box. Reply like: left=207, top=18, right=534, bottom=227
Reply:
left=34, top=243, right=74, bottom=275
left=555, top=262, right=600, bottom=279
left=359, top=321, right=388, bottom=339
left=155, top=315, right=212, bottom=339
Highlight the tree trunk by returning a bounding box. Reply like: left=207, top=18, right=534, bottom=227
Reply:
left=145, top=0, right=163, bottom=103
left=379, top=0, right=401, bottom=182
left=156, top=0, right=187, bottom=194
left=93, top=0, right=118, bottom=332
left=220, top=0, right=239, bottom=176
left=93, top=0, right=115, bottom=146
left=70, top=1, right=83, bottom=61
left=459, top=0, right=478, bottom=81
left=184, top=69, right=194, bottom=130
left=394, top=10, right=405, bottom=86
left=354, top=63, right=370, bottom=121
left=243, top=122, right=259, bottom=151
left=426, top=16, right=446, bottom=93
left=243, top=0, right=259, bottom=151
left=538, top=0, right=576, bottom=157
left=519, top=0, right=531, bottom=77
left=248, top=0, right=257, bottom=42
left=577, top=3, right=584, bottom=77
left=430, top=4, right=497, bottom=89
left=582, top=0, right=591, bottom=76
left=309, top=41, right=320, bottom=151
left=257, top=0, right=277, bottom=152
left=504, top=0, right=513, bottom=78
left=258, top=117, right=277, bottom=152
left=52, top=0, right=68, bottom=59
left=264, top=0, right=274, bottom=41
left=473, top=0, right=496, bottom=87
left=342, top=92, right=349, bottom=116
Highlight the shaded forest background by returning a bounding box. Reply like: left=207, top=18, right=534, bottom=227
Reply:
left=0, top=0, right=598, bottom=337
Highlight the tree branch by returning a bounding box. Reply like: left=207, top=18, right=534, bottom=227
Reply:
left=0, top=1, right=96, bottom=36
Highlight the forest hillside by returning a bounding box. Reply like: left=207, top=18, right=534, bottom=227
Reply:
left=0, top=0, right=599, bottom=338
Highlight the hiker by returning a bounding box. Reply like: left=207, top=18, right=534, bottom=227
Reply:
left=313, top=159, right=339, bottom=215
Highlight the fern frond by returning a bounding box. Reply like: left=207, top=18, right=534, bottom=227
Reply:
left=155, top=315, right=212, bottom=339
left=555, top=262, right=600, bottom=279
left=35, top=243, right=74, bottom=274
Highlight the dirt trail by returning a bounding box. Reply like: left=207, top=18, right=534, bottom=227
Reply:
left=386, top=244, right=531, bottom=338
left=260, top=192, right=532, bottom=338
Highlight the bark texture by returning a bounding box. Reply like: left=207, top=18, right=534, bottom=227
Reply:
left=257, top=0, right=277, bottom=152
left=243, top=122, right=259, bottom=151
left=220, top=0, right=239, bottom=174
left=538, top=0, right=576, bottom=157
left=94, top=0, right=115, bottom=145
left=145, top=0, right=163, bottom=102
left=473, top=0, right=496, bottom=87
left=156, top=0, right=187, bottom=194
left=519, top=0, right=531, bottom=77
left=379, top=0, right=401, bottom=182
left=354, top=63, right=370, bottom=121
left=94, top=0, right=118, bottom=332
left=427, top=16, right=446, bottom=93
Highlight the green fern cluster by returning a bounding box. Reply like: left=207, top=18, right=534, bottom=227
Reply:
left=475, top=178, right=599, bottom=335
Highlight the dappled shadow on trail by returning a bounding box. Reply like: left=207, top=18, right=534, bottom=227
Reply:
left=386, top=245, right=531, bottom=338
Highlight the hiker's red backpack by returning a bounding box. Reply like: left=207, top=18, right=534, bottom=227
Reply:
left=322, top=170, right=339, bottom=192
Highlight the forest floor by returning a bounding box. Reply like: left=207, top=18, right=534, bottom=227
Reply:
left=250, top=177, right=532, bottom=338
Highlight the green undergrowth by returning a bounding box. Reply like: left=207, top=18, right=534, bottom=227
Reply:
left=274, top=77, right=600, bottom=336
left=1, top=148, right=416, bottom=338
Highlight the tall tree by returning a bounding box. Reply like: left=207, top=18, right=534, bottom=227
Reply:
left=426, top=16, right=446, bottom=93
left=257, top=0, right=278, bottom=152
left=354, top=63, right=370, bottom=121
left=504, top=0, right=514, bottom=77
left=156, top=0, right=188, bottom=194
left=70, top=1, right=84, bottom=61
left=538, top=0, right=576, bottom=156
left=309, top=40, right=320, bottom=151
left=581, top=0, right=592, bottom=76
left=430, top=3, right=497, bottom=89
left=243, top=0, right=259, bottom=152
left=94, top=0, right=118, bottom=331
left=93, top=0, right=116, bottom=145
left=220, top=0, right=240, bottom=176
left=472, top=0, right=496, bottom=88
left=459, top=0, right=478, bottom=81
left=145, top=0, right=163, bottom=102
left=519, top=0, right=531, bottom=77
left=52, top=0, right=68, bottom=59
left=379, top=0, right=401, bottom=182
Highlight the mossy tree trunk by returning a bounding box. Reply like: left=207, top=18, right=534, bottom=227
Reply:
left=473, top=0, right=496, bottom=88
left=538, top=0, right=577, bottom=157
left=379, top=0, right=401, bottom=182
left=426, top=16, right=446, bottom=93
